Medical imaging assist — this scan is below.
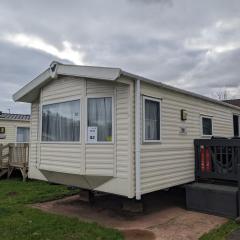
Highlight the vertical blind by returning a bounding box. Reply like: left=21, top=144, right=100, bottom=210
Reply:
left=42, top=100, right=80, bottom=141
left=16, top=127, right=30, bottom=142
left=145, top=99, right=160, bottom=140
left=88, top=97, right=112, bottom=142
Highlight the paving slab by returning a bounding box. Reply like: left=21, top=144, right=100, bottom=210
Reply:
left=33, top=188, right=227, bottom=240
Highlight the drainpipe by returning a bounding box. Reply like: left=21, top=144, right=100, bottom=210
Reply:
left=135, top=79, right=141, bottom=200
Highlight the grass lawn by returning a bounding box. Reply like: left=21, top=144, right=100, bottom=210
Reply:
left=199, top=220, right=240, bottom=240
left=0, top=179, right=123, bottom=240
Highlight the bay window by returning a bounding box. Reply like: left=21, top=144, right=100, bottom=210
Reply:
left=42, top=100, right=80, bottom=141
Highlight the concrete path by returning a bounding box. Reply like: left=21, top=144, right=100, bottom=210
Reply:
left=33, top=188, right=227, bottom=240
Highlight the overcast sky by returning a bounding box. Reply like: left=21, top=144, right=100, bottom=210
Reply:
left=0, top=0, right=240, bottom=114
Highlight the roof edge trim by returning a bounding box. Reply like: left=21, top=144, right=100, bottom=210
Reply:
left=121, top=71, right=240, bottom=111
left=13, top=69, right=51, bottom=102
left=13, top=63, right=122, bottom=102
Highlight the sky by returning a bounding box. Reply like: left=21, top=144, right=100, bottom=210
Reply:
left=0, top=0, right=240, bottom=114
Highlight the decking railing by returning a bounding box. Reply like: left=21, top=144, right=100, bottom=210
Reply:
left=194, top=138, right=240, bottom=183
left=0, top=143, right=29, bottom=181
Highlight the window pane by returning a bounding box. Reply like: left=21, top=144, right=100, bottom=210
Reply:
left=233, top=115, right=239, bottom=137
left=202, top=117, right=212, bottom=135
left=17, top=127, right=30, bottom=142
left=88, top=97, right=112, bottom=142
left=42, top=100, right=80, bottom=141
left=145, top=99, right=160, bottom=140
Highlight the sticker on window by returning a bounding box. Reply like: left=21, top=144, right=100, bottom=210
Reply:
left=87, top=127, right=98, bottom=143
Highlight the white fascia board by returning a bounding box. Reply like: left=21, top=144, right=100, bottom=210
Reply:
left=13, top=63, right=122, bottom=103
left=13, top=69, right=51, bottom=102
left=57, top=64, right=121, bottom=81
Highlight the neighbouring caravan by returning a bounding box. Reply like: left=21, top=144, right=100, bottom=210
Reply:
left=0, top=112, right=30, bottom=144
left=13, top=62, right=240, bottom=199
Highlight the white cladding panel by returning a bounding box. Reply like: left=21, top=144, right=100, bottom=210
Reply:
left=29, top=101, right=47, bottom=180
left=140, top=82, right=239, bottom=194
left=30, top=102, right=39, bottom=142
left=115, top=84, right=132, bottom=178
left=85, top=144, right=114, bottom=176
left=39, top=143, right=83, bottom=175
left=41, top=76, right=84, bottom=102
left=86, top=79, right=114, bottom=96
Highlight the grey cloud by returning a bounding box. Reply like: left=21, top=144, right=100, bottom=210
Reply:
left=0, top=41, right=67, bottom=113
left=190, top=49, right=240, bottom=89
left=128, top=0, right=173, bottom=6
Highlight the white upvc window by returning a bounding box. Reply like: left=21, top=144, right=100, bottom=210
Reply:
left=86, top=96, right=113, bottom=143
left=16, top=127, right=30, bottom=143
left=143, top=96, right=161, bottom=142
left=41, top=99, right=80, bottom=142
left=201, top=115, right=213, bottom=136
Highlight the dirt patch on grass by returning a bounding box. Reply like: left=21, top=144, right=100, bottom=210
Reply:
left=6, top=191, right=18, bottom=197
left=121, top=229, right=156, bottom=240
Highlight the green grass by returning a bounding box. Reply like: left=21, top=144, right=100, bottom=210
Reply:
left=0, top=179, right=123, bottom=240
left=199, top=220, right=240, bottom=240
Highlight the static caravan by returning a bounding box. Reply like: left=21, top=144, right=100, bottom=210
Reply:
left=13, top=62, right=240, bottom=199
left=0, top=112, right=30, bottom=144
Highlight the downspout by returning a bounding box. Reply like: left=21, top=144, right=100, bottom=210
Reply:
left=135, top=79, right=141, bottom=200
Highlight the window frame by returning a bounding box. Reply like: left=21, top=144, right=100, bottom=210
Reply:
left=201, top=115, right=213, bottom=137
left=85, top=95, right=114, bottom=144
left=40, top=98, right=81, bottom=144
left=143, top=95, right=162, bottom=143
left=16, top=126, right=30, bottom=143
left=233, top=114, right=240, bottom=137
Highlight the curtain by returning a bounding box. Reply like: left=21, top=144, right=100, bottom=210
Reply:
left=42, top=100, right=80, bottom=141
left=17, top=127, right=30, bottom=142
left=145, top=99, right=160, bottom=140
left=88, top=97, right=112, bottom=142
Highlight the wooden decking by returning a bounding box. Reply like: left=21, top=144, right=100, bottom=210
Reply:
left=0, top=143, right=29, bottom=181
